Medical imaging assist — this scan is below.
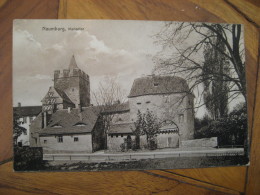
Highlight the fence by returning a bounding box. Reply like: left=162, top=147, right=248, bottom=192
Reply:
left=43, top=148, right=244, bottom=161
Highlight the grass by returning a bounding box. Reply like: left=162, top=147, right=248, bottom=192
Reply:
left=43, top=155, right=249, bottom=172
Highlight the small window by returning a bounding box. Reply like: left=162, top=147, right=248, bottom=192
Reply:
left=44, top=140, right=47, bottom=144
left=121, top=134, right=123, bottom=137
left=74, top=122, right=87, bottom=127
left=116, top=135, right=118, bottom=138
left=146, top=101, right=151, bottom=104
left=118, top=118, right=122, bottom=121
left=74, top=137, right=79, bottom=142
left=154, top=83, right=159, bottom=87
left=179, top=114, right=184, bottom=123
left=29, top=117, right=34, bottom=123
left=58, top=136, right=63, bottom=143
left=24, top=129, right=27, bottom=135
left=111, top=135, right=114, bottom=138
left=137, top=102, right=141, bottom=105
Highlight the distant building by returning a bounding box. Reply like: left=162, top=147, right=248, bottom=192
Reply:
left=13, top=103, right=42, bottom=146
left=29, top=56, right=194, bottom=153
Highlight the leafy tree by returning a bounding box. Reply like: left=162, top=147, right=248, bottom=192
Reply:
left=13, top=113, right=26, bottom=146
left=203, top=33, right=229, bottom=119
left=131, top=110, right=145, bottom=149
left=132, top=109, right=161, bottom=150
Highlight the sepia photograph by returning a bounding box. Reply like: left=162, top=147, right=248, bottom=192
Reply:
left=13, top=19, right=249, bottom=172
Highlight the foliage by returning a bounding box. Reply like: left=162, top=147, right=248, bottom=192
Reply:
left=14, top=146, right=46, bottom=171
left=195, top=103, right=247, bottom=146
left=13, top=113, right=27, bottom=145
left=203, top=33, right=229, bottom=119
left=132, top=109, right=161, bottom=150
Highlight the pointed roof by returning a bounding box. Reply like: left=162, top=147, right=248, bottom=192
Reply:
left=69, top=55, right=78, bottom=69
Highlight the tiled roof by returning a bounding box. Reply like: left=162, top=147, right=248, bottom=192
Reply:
left=13, top=106, right=42, bottom=117
left=101, top=102, right=130, bottom=114
left=128, top=75, right=189, bottom=98
left=39, top=106, right=101, bottom=136
left=55, top=87, right=74, bottom=105
left=108, top=123, right=134, bottom=134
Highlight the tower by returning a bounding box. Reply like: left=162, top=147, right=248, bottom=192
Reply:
left=54, top=55, right=90, bottom=108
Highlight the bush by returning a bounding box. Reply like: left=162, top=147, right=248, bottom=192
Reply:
left=14, top=146, right=47, bottom=171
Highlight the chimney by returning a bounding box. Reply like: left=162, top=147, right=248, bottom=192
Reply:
left=18, top=102, right=21, bottom=107
left=78, top=104, right=83, bottom=121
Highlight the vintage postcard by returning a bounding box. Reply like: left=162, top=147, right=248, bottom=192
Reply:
left=13, top=20, right=249, bottom=171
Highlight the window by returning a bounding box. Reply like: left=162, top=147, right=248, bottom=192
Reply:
left=29, top=117, right=34, bottom=123
left=111, top=135, right=114, bottom=138
left=24, top=129, right=27, bottom=135
left=179, top=114, right=184, bottom=123
left=116, top=135, right=118, bottom=138
left=137, top=102, right=141, bottom=105
left=154, top=83, right=159, bottom=87
left=146, top=101, right=151, bottom=104
left=58, top=136, right=63, bottom=143
left=23, top=117, right=27, bottom=123
left=121, top=134, right=123, bottom=137
left=44, top=140, right=47, bottom=144
left=74, top=122, right=87, bottom=127
left=74, top=137, right=79, bottom=142
left=72, top=88, right=74, bottom=92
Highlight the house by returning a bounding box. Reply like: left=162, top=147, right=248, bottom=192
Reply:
left=38, top=106, right=104, bottom=153
left=13, top=103, right=42, bottom=146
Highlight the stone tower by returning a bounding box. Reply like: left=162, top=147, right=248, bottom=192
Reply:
left=54, top=55, right=90, bottom=108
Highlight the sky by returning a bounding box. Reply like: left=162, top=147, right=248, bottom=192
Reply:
left=13, top=20, right=245, bottom=118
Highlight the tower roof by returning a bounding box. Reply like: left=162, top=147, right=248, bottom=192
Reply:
left=69, top=55, right=78, bottom=69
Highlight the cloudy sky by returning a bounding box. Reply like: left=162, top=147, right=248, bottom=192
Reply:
left=13, top=20, right=165, bottom=107
left=13, top=20, right=245, bottom=118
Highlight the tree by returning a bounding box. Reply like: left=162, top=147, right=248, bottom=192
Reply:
left=203, top=32, right=229, bottom=119
left=91, top=77, right=126, bottom=149
left=132, top=109, right=161, bottom=150
left=13, top=113, right=26, bottom=146
left=131, top=110, right=145, bottom=149
left=154, top=22, right=246, bottom=110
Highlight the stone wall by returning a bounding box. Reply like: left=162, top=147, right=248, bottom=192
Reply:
left=181, top=137, right=218, bottom=148
left=156, top=133, right=179, bottom=148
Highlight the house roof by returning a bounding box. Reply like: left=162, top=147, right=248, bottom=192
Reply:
left=54, top=88, right=74, bottom=105
left=101, top=102, right=130, bottom=114
left=38, top=106, right=101, bottom=136
left=13, top=106, right=42, bottom=117
left=41, top=86, right=74, bottom=105
left=128, top=75, right=189, bottom=98
left=108, top=123, right=134, bottom=134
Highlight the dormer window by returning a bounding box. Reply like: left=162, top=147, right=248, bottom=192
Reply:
left=51, top=123, right=62, bottom=128
left=74, top=122, right=87, bottom=127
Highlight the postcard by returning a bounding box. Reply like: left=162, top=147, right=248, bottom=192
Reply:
left=13, top=20, right=249, bottom=171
